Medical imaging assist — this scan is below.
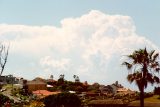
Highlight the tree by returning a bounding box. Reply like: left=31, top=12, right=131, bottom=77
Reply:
left=57, top=74, right=66, bottom=91
left=0, top=94, right=12, bottom=106
left=73, top=75, right=80, bottom=82
left=43, top=92, right=81, bottom=107
left=0, top=43, right=9, bottom=76
left=88, top=83, right=100, bottom=93
left=27, top=101, right=45, bottom=107
left=122, top=48, right=160, bottom=107
left=154, top=87, right=160, bottom=95
left=50, top=75, right=54, bottom=80
left=0, top=43, right=9, bottom=89
left=22, top=79, right=29, bottom=95
left=57, top=74, right=65, bottom=85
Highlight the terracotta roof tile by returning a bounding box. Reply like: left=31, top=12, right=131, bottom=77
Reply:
left=32, top=90, right=61, bottom=96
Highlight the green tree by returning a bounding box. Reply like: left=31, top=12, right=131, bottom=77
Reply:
left=50, top=75, right=54, bottom=80
left=0, top=94, right=10, bottom=106
left=57, top=74, right=65, bottom=84
left=154, top=87, right=160, bottom=95
left=88, top=83, right=100, bottom=93
left=43, top=92, right=81, bottom=107
left=22, top=79, right=29, bottom=95
left=57, top=74, right=66, bottom=91
left=73, top=75, right=80, bottom=83
left=122, top=48, right=160, bottom=107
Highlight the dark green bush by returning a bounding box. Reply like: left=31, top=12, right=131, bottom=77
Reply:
left=43, top=92, right=81, bottom=107
left=0, top=94, right=12, bottom=106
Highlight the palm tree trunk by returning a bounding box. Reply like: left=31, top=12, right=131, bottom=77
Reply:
left=140, top=88, right=144, bottom=107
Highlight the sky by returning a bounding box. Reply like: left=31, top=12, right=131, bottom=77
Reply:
left=0, top=0, right=160, bottom=91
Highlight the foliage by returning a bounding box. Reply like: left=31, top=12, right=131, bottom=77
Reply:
left=144, top=92, right=154, bottom=98
left=11, top=86, right=30, bottom=97
left=87, top=83, right=100, bottom=93
left=154, top=87, right=160, bottom=95
left=11, top=88, right=21, bottom=96
left=50, top=75, right=53, bottom=80
left=73, top=75, right=80, bottom=82
left=0, top=84, right=2, bottom=89
left=25, top=100, right=45, bottom=107
left=122, top=48, right=160, bottom=107
left=43, top=92, right=81, bottom=107
left=57, top=74, right=65, bottom=85
left=0, top=94, right=11, bottom=106
left=47, top=74, right=88, bottom=92
left=22, top=80, right=29, bottom=95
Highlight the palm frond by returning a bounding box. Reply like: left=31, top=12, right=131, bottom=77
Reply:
left=149, top=50, right=155, bottom=59
left=154, top=76, right=160, bottom=83
left=122, top=62, right=132, bottom=70
left=144, top=81, right=148, bottom=89
left=153, top=53, right=159, bottom=62
left=122, top=48, right=160, bottom=91
left=155, top=67, right=160, bottom=72
left=127, top=74, right=135, bottom=83
left=146, top=73, right=154, bottom=84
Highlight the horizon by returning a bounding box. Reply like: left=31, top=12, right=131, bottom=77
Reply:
left=0, top=0, right=160, bottom=92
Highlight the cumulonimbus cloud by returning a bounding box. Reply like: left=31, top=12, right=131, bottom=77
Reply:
left=0, top=10, right=159, bottom=88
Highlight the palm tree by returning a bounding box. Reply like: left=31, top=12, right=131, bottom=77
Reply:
left=122, top=48, right=160, bottom=107
left=58, top=74, right=65, bottom=85
left=73, top=75, right=80, bottom=82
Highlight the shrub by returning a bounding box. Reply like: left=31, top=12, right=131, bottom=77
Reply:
left=0, top=94, right=12, bottom=106
left=154, top=87, right=160, bottom=95
left=144, top=92, right=154, bottom=98
left=25, top=101, right=45, bottom=107
left=43, top=92, right=81, bottom=107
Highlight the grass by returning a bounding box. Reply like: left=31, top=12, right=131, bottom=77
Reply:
left=2, top=84, right=19, bottom=90
left=2, top=84, right=13, bottom=89
left=131, top=95, right=160, bottom=103
left=144, top=95, right=160, bottom=103
left=129, top=95, right=160, bottom=107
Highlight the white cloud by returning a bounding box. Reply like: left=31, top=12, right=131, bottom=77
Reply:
left=40, top=56, right=71, bottom=72
left=0, top=10, right=159, bottom=89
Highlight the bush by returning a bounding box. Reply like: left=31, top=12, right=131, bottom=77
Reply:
left=43, top=92, right=81, bottom=107
left=0, top=94, right=12, bottom=106
left=25, top=101, right=45, bottom=107
left=144, top=92, right=153, bottom=98
left=154, top=87, right=160, bottom=95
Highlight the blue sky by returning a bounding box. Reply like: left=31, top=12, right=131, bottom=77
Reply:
left=0, top=0, right=160, bottom=46
left=0, top=0, right=160, bottom=91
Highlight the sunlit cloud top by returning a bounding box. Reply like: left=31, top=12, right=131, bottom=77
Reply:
left=0, top=10, right=159, bottom=91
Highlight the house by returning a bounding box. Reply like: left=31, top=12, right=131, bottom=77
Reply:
left=99, top=84, right=118, bottom=94
left=0, top=75, right=19, bottom=84
left=32, top=90, right=61, bottom=98
left=27, top=79, right=47, bottom=92
left=99, top=85, right=114, bottom=94
left=99, top=81, right=130, bottom=95
left=117, top=88, right=135, bottom=95
left=46, top=79, right=56, bottom=86
left=79, top=92, right=100, bottom=99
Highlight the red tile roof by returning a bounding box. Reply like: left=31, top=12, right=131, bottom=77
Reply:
left=32, top=90, right=61, bottom=96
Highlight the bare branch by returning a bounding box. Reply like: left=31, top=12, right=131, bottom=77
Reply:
left=0, top=43, right=9, bottom=76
